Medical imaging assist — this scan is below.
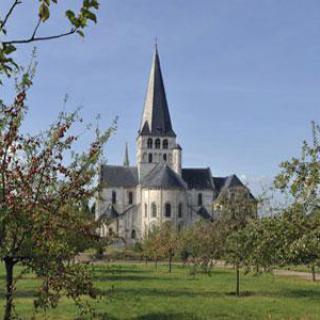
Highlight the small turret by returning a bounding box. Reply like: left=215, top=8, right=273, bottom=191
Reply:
left=172, top=144, right=182, bottom=176
left=123, top=143, right=130, bottom=167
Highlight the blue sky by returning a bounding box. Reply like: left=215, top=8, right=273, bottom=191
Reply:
left=3, top=0, right=320, bottom=193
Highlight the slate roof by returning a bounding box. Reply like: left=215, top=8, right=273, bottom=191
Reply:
left=142, top=163, right=187, bottom=189
left=212, top=175, right=245, bottom=192
left=100, top=164, right=255, bottom=200
left=212, top=177, right=226, bottom=193
left=197, top=207, right=214, bottom=221
left=139, top=46, right=176, bottom=137
left=182, top=168, right=215, bottom=190
left=98, top=205, right=119, bottom=221
left=212, top=175, right=256, bottom=200
left=100, top=165, right=138, bottom=188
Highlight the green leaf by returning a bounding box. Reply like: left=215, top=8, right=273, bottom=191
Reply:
left=77, top=30, right=85, bottom=38
left=3, top=44, right=16, bottom=55
left=66, top=10, right=75, bottom=21
left=83, top=9, right=97, bottom=23
left=39, top=2, right=50, bottom=22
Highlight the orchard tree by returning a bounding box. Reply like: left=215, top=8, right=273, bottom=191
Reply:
left=142, top=227, right=163, bottom=269
left=156, top=222, right=179, bottom=273
left=289, top=228, right=320, bottom=281
left=215, top=186, right=257, bottom=296
left=0, top=2, right=110, bottom=319
left=225, top=229, right=250, bottom=296
left=215, top=186, right=257, bottom=234
left=274, top=122, right=320, bottom=279
left=0, top=69, right=116, bottom=318
left=282, top=206, right=320, bottom=281
left=241, top=216, right=286, bottom=274
left=178, top=222, right=223, bottom=277
left=275, top=121, right=320, bottom=215
left=226, top=213, right=290, bottom=297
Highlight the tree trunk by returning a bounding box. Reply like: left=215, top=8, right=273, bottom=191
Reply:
left=311, top=265, right=316, bottom=282
left=4, top=258, right=15, bottom=320
left=155, top=258, right=158, bottom=270
left=168, top=254, right=172, bottom=273
left=236, top=264, right=240, bottom=297
left=145, top=256, right=148, bottom=265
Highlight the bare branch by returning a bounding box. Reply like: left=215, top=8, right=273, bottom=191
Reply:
left=31, top=18, right=41, bottom=40
left=0, top=0, right=22, bottom=31
left=3, top=28, right=77, bottom=45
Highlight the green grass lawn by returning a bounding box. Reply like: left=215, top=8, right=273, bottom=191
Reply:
left=1, top=262, right=320, bottom=319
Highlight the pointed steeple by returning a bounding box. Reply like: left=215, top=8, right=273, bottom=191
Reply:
left=139, top=45, right=176, bottom=137
left=123, top=142, right=130, bottom=167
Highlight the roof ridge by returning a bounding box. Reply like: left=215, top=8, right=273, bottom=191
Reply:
left=102, top=164, right=137, bottom=169
left=141, top=163, right=187, bottom=189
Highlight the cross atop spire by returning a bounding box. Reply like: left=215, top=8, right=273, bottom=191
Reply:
left=139, top=46, right=176, bottom=137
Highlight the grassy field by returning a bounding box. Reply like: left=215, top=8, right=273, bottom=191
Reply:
left=1, top=262, right=320, bottom=320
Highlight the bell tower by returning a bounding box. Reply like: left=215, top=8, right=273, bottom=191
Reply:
left=137, top=46, right=181, bottom=181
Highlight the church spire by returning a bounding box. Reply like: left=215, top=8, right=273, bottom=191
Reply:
left=123, top=142, right=130, bottom=167
left=139, top=46, right=175, bottom=137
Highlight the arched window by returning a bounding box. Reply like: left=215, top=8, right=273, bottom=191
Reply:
left=147, top=138, right=153, bottom=149
left=144, top=203, right=147, bottom=218
left=112, top=191, right=117, bottom=204
left=163, top=153, right=167, bottom=161
left=148, top=153, right=153, bottom=163
left=165, top=203, right=171, bottom=218
left=198, top=193, right=203, bottom=206
left=151, top=203, right=157, bottom=218
left=131, top=229, right=136, bottom=239
left=163, top=139, right=168, bottom=149
left=128, top=192, right=133, bottom=205
left=155, top=139, right=161, bottom=149
left=178, top=203, right=183, bottom=218
left=109, top=227, right=113, bottom=235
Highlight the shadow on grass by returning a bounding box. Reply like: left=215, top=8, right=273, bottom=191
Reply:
left=96, top=312, right=202, bottom=320
left=278, top=288, right=320, bottom=300
left=0, top=289, right=36, bottom=299
left=102, top=287, right=223, bottom=299
left=94, top=266, right=152, bottom=274
left=104, top=285, right=320, bottom=301
left=132, top=312, right=203, bottom=320
left=95, top=275, right=179, bottom=282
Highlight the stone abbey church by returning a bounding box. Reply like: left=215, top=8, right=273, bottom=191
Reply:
left=96, top=47, right=253, bottom=241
